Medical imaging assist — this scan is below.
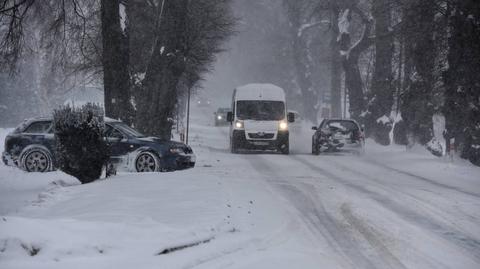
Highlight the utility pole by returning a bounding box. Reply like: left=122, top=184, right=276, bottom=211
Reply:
left=185, top=86, right=191, bottom=144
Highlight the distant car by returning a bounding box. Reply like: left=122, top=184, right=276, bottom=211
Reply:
left=214, top=107, right=231, bottom=126
left=196, top=97, right=211, bottom=107
left=311, top=118, right=365, bottom=155
left=2, top=118, right=195, bottom=173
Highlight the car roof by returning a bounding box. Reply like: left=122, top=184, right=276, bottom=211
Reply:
left=25, top=117, right=52, bottom=122
left=22, top=116, right=121, bottom=124
left=235, top=83, right=286, bottom=101
left=324, top=118, right=358, bottom=123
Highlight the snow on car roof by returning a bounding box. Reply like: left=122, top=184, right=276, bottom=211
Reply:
left=324, top=118, right=359, bottom=123
left=21, top=116, right=120, bottom=123
left=104, top=117, right=122, bottom=123
left=235, top=83, right=286, bottom=101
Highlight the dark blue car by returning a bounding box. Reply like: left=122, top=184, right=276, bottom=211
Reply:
left=2, top=118, right=195, bottom=173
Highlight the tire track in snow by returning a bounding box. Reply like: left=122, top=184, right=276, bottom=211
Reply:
left=246, top=154, right=402, bottom=269
left=294, top=155, right=480, bottom=262
left=319, top=156, right=480, bottom=225
left=360, top=158, right=480, bottom=199
left=339, top=203, right=408, bottom=269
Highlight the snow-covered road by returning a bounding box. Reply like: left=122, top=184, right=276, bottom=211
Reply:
left=1, top=105, right=479, bottom=269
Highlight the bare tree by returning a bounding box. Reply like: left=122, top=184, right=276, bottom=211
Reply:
left=1, top=0, right=102, bottom=123
left=284, top=0, right=319, bottom=123
left=132, top=0, right=235, bottom=139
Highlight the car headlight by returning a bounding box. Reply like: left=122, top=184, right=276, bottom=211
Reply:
left=169, top=147, right=184, bottom=154
left=235, top=120, right=244, bottom=129
left=217, top=115, right=222, bottom=120
left=279, top=121, right=288, bottom=131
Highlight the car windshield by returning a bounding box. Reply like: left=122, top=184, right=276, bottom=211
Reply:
left=236, top=101, right=285, bottom=121
left=324, top=120, right=358, bottom=132
left=13, top=120, right=31, bottom=133
left=112, top=122, right=145, bottom=138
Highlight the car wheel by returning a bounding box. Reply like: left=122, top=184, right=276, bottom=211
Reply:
left=135, top=151, right=160, bottom=172
left=280, top=142, right=289, bottom=155
left=22, top=148, right=52, bottom=172
left=312, top=145, right=319, bottom=155
left=312, top=138, right=319, bottom=155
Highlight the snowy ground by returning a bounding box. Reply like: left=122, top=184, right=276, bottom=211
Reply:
left=1, top=105, right=479, bottom=269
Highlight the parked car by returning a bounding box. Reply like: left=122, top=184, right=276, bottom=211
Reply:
left=311, top=118, right=365, bottom=155
left=214, top=107, right=231, bottom=126
left=2, top=118, right=195, bottom=173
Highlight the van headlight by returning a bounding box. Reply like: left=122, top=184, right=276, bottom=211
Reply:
left=235, top=120, right=244, bottom=129
left=279, top=121, right=288, bottom=131
left=217, top=115, right=222, bottom=120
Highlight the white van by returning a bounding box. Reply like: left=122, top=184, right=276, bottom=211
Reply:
left=226, top=83, right=294, bottom=154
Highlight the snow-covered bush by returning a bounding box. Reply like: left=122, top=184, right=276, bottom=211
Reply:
left=53, top=103, right=108, bottom=184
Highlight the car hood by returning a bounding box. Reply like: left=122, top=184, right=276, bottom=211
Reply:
left=137, top=136, right=166, bottom=143
left=137, top=137, right=189, bottom=148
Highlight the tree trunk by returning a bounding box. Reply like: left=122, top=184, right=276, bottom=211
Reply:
left=101, top=0, right=133, bottom=124
left=135, top=0, right=188, bottom=140
left=292, top=36, right=318, bottom=123
left=444, top=0, right=480, bottom=165
left=337, top=8, right=372, bottom=120
left=366, top=0, right=394, bottom=145
left=399, top=1, right=436, bottom=147
left=330, top=11, right=342, bottom=118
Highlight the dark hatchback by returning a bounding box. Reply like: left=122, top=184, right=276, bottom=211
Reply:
left=2, top=118, right=195, bottom=172
left=311, top=118, right=365, bottom=155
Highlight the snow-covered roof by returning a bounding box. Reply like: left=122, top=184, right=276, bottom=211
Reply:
left=235, top=83, right=286, bottom=101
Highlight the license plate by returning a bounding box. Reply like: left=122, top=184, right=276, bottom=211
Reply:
left=252, top=141, right=269, bottom=146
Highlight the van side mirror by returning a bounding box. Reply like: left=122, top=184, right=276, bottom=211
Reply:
left=287, top=112, right=295, bottom=123
left=312, top=126, right=318, bottom=131
left=226, top=112, right=233, bottom=122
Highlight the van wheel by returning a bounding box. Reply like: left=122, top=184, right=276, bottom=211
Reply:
left=230, top=140, right=238, bottom=154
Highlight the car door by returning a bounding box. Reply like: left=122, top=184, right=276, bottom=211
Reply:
left=21, top=121, right=56, bottom=152
left=105, top=124, right=132, bottom=157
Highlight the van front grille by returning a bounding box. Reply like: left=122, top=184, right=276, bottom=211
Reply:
left=248, top=133, right=274, bottom=139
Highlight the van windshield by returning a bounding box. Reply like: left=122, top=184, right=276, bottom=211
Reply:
left=236, top=101, right=285, bottom=121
